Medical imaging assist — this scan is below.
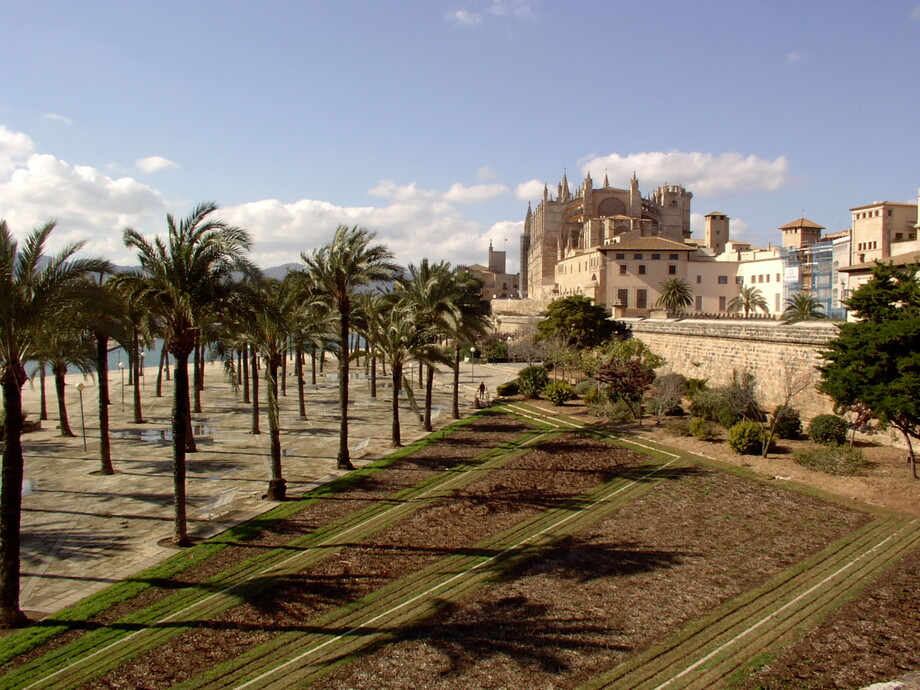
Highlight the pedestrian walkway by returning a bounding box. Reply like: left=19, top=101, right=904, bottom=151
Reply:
left=14, top=358, right=525, bottom=619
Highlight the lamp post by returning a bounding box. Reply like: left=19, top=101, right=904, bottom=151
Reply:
left=506, top=336, right=512, bottom=363
left=470, top=347, right=477, bottom=383
left=118, top=361, right=125, bottom=412
left=76, top=382, right=87, bottom=452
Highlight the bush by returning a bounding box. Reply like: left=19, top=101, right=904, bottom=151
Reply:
left=573, top=379, right=597, bottom=396
left=686, top=377, right=709, bottom=396
left=727, top=420, right=770, bottom=455
left=808, top=414, right=848, bottom=446
left=690, top=389, right=740, bottom=428
left=543, top=381, right=575, bottom=406
left=517, top=365, right=549, bottom=399
left=689, top=417, right=719, bottom=441
left=605, top=398, right=635, bottom=422
left=664, top=418, right=692, bottom=437
left=583, top=387, right=602, bottom=406
left=495, top=380, right=519, bottom=397
left=793, top=446, right=867, bottom=475
left=772, top=405, right=802, bottom=440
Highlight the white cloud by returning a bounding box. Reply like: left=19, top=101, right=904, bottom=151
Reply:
left=488, top=0, right=536, bottom=19
left=42, top=113, right=73, bottom=125
left=477, top=165, right=499, bottom=180
left=514, top=179, right=546, bottom=201
left=447, top=9, right=482, bottom=25
left=579, top=151, right=792, bottom=198
left=0, top=125, right=164, bottom=260
left=136, top=155, right=179, bottom=173
left=787, top=51, right=807, bottom=64
left=910, top=5, right=920, bottom=20
left=443, top=182, right=508, bottom=204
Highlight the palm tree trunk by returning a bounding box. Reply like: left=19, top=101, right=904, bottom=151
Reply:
left=38, top=364, right=48, bottom=421
left=96, top=333, right=114, bottom=475
left=0, top=364, right=29, bottom=628
left=53, top=365, right=76, bottom=437
left=452, top=342, right=461, bottom=419
left=265, top=354, right=286, bottom=500
left=310, top=347, right=317, bottom=385
left=391, top=364, right=402, bottom=447
left=237, top=349, right=243, bottom=386
left=170, top=346, right=192, bottom=547
left=337, top=311, right=353, bottom=470
left=370, top=356, right=377, bottom=398
left=296, top=345, right=306, bottom=421
left=132, top=336, right=144, bottom=424
left=280, top=349, right=287, bottom=397
left=156, top=347, right=165, bottom=398
left=164, top=351, right=171, bottom=381
left=193, top=343, right=202, bottom=414
left=242, top=344, right=250, bottom=404
left=424, top=364, right=434, bottom=432
left=250, top=347, right=260, bottom=435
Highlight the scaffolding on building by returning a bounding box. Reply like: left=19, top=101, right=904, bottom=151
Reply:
left=781, top=244, right=845, bottom=320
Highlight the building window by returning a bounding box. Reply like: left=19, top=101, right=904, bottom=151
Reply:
left=638, top=265, right=646, bottom=275
left=617, top=288, right=628, bottom=307
left=695, top=295, right=702, bottom=311
left=637, top=289, right=648, bottom=309
left=696, top=275, right=702, bottom=284
left=766, top=274, right=770, bottom=283
left=633, top=253, right=643, bottom=259
left=619, top=265, right=627, bottom=275
left=668, top=265, right=676, bottom=275
left=735, top=276, right=743, bottom=284
left=669, top=254, right=679, bottom=260
left=718, top=275, right=728, bottom=284
left=652, top=253, right=661, bottom=260
left=776, top=273, right=780, bottom=282
left=719, top=296, right=727, bottom=311
left=615, top=253, right=625, bottom=260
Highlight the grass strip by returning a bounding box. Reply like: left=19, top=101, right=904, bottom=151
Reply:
left=682, top=519, right=920, bottom=689
left=580, top=516, right=915, bottom=690
left=7, top=423, right=554, bottom=690
left=184, top=451, right=683, bottom=689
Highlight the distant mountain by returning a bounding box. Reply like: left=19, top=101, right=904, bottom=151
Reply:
left=262, top=263, right=302, bottom=280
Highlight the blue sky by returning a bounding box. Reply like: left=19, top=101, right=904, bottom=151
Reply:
left=1, top=0, right=918, bottom=272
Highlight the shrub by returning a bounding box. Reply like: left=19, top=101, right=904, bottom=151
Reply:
left=583, top=387, right=602, bottom=406
left=793, top=446, right=867, bottom=475
left=495, top=380, right=519, bottom=397
left=664, top=418, right=692, bottom=437
left=573, top=379, right=597, bottom=396
left=772, top=405, right=802, bottom=440
left=517, top=365, right=549, bottom=399
left=689, top=417, right=719, bottom=441
left=606, top=398, right=635, bottom=422
left=543, top=381, right=575, bottom=406
left=686, top=378, right=709, bottom=396
left=690, top=389, right=740, bottom=427
left=808, top=414, right=848, bottom=446
left=727, top=420, right=770, bottom=455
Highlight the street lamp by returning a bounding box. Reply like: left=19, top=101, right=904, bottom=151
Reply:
left=470, top=347, right=477, bottom=383
left=75, top=382, right=87, bottom=452
left=118, top=361, right=125, bottom=411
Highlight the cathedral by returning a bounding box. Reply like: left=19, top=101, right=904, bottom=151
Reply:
left=520, top=172, right=692, bottom=299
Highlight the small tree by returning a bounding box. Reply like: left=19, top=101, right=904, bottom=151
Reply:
left=518, top=365, right=549, bottom=399
left=783, top=293, right=826, bottom=322
left=646, top=372, right=687, bottom=425
left=656, top=278, right=693, bottom=314
left=818, top=262, right=920, bottom=478
left=728, top=286, right=769, bottom=317
left=537, top=295, right=626, bottom=349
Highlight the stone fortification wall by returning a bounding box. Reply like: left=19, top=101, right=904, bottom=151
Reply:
left=625, top=319, right=841, bottom=420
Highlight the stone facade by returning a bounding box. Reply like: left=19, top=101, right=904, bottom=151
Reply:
left=626, top=319, right=839, bottom=419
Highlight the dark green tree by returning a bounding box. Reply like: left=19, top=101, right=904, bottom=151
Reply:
left=728, top=286, right=770, bottom=317
left=818, top=262, right=920, bottom=478
left=537, top=295, right=625, bottom=349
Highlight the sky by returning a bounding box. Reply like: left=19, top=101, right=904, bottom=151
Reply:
left=1, top=0, right=919, bottom=274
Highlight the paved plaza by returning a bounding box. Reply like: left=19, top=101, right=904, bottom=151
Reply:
left=12, top=357, right=523, bottom=619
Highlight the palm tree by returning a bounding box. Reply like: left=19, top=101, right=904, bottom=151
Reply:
left=122, top=202, right=257, bottom=546
left=728, top=285, right=770, bottom=317
left=302, top=225, right=399, bottom=470
left=449, top=272, right=490, bottom=419
left=783, top=292, right=826, bottom=322
left=0, top=219, right=110, bottom=628
left=32, top=321, right=95, bottom=437
left=396, top=260, right=461, bottom=431
left=656, top=278, right=693, bottom=314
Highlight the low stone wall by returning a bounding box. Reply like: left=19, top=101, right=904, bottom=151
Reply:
left=625, top=319, right=840, bottom=420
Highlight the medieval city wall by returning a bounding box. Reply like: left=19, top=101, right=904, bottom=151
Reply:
left=626, top=320, right=840, bottom=420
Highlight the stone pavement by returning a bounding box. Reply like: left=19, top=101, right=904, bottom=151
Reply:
left=13, top=357, right=524, bottom=619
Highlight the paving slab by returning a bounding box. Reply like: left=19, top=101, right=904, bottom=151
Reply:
left=14, top=357, right=524, bottom=619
